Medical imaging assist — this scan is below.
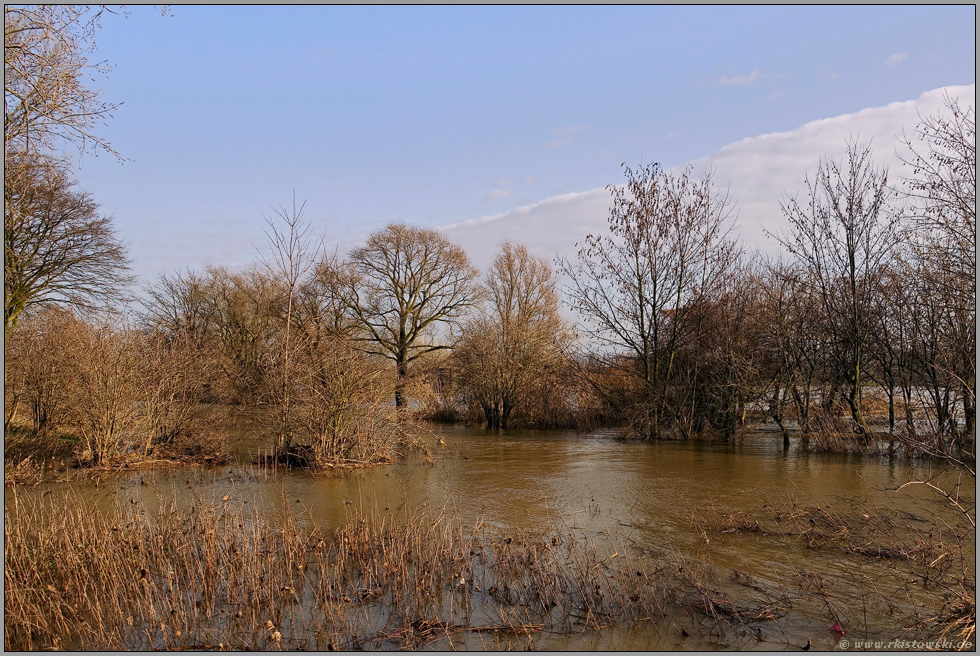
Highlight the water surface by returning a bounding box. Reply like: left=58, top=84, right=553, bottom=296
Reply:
left=8, top=421, right=974, bottom=650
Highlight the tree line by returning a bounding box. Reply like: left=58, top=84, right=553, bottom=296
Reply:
left=4, top=6, right=975, bottom=468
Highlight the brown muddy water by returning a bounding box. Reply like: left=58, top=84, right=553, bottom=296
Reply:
left=6, top=420, right=975, bottom=651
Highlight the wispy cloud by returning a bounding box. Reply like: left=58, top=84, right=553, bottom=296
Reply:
left=821, top=68, right=842, bottom=82
left=483, top=188, right=511, bottom=204
left=718, top=68, right=764, bottom=87
left=543, top=125, right=587, bottom=149
left=885, top=52, right=909, bottom=67
left=440, top=84, right=975, bottom=274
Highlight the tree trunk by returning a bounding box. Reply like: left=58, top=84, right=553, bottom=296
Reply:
left=848, top=360, right=874, bottom=442
left=902, top=385, right=918, bottom=441
left=394, top=351, right=407, bottom=409
left=771, top=385, right=791, bottom=448
left=483, top=400, right=502, bottom=429
left=961, top=385, right=975, bottom=453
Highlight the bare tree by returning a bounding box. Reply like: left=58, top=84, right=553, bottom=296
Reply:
left=455, top=241, right=573, bottom=429
left=295, top=250, right=358, bottom=341
left=344, top=223, right=478, bottom=409
left=683, top=258, right=769, bottom=440
left=559, top=163, right=739, bottom=438
left=777, top=140, right=905, bottom=440
left=259, top=195, right=322, bottom=453
left=901, top=95, right=975, bottom=312
left=4, top=5, right=120, bottom=160
left=758, top=259, right=828, bottom=445
left=142, top=265, right=287, bottom=404
left=4, top=157, right=131, bottom=336
left=141, top=268, right=215, bottom=346
left=902, top=96, right=976, bottom=447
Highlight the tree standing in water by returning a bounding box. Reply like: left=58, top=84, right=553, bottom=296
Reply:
left=901, top=96, right=976, bottom=449
left=778, top=140, right=905, bottom=441
left=560, top=163, right=739, bottom=439
left=345, top=223, right=477, bottom=409
left=455, top=241, right=572, bottom=429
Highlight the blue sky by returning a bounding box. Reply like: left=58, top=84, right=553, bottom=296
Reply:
left=71, top=5, right=976, bottom=282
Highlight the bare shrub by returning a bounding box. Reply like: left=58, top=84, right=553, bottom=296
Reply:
left=294, top=333, right=402, bottom=465
left=61, top=316, right=144, bottom=465
left=6, top=309, right=226, bottom=469
left=136, top=330, right=222, bottom=459
left=4, top=307, right=76, bottom=437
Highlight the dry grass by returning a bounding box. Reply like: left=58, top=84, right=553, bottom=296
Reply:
left=4, top=490, right=689, bottom=651
left=3, top=457, right=45, bottom=487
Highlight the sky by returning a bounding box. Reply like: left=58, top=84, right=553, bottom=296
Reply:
left=69, top=5, right=976, bottom=284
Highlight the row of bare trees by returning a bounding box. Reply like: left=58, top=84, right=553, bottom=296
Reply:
left=4, top=4, right=974, bottom=463
left=759, top=99, right=974, bottom=458
left=550, top=97, right=973, bottom=458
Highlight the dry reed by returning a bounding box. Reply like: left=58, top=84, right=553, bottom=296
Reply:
left=4, top=490, right=681, bottom=651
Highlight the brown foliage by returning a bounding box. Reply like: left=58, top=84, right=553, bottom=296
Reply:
left=455, top=241, right=574, bottom=429
left=5, top=309, right=223, bottom=468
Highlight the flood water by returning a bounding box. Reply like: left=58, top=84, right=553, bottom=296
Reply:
left=7, top=419, right=975, bottom=651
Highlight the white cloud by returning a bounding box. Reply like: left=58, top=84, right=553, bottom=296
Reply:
left=439, top=189, right=613, bottom=271
left=544, top=125, right=587, bottom=149
left=718, top=68, right=764, bottom=87
left=439, top=84, right=975, bottom=273
left=885, top=52, right=909, bottom=67
left=821, top=68, right=843, bottom=82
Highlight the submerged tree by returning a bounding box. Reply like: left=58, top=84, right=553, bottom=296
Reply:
left=455, top=241, right=573, bottom=429
left=559, top=163, right=739, bottom=439
left=756, top=259, right=827, bottom=445
left=260, top=195, right=322, bottom=454
left=777, top=139, right=905, bottom=441
left=345, top=223, right=478, bottom=408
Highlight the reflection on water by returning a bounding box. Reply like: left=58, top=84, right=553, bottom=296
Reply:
left=7, top=422, right=974, bottom=651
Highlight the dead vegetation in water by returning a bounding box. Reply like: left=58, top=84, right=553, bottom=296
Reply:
left=5, top=490, right=703, bottom=651
left=3, top=457, right=45, bottom=487
left=708, top=493, right=975, bottom=645
left=3, top=485, right=803, bottom=652
left=669, top=556, right=792, bottom=634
